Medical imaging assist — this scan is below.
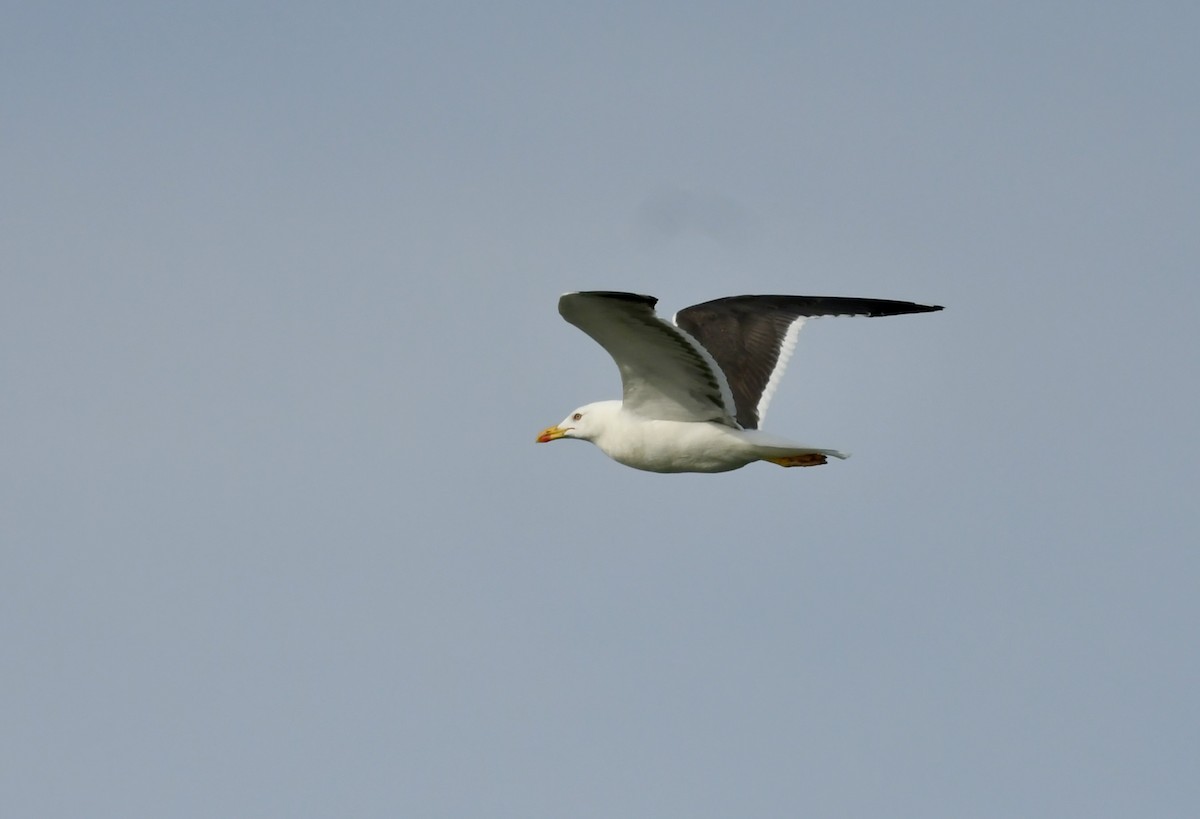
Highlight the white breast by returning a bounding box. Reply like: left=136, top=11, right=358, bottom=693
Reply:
left=592, top=412, right=758, bottom=473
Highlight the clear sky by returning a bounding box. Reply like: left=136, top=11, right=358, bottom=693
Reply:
left=4, top=2, right=1198, bottom=816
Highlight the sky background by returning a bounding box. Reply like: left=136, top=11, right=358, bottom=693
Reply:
left=4, top=2, right=1198, bottom=816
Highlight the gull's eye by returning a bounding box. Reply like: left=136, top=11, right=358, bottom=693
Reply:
left=572, top=413, right=583, bottom=421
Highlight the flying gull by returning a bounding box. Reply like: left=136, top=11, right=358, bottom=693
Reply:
left=536, top=291, right=942, bottom=473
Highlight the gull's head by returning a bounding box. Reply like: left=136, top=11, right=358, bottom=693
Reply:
left=536, top=401, right=619, bottom=444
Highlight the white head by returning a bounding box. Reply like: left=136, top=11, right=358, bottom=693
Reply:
left=535, top=400, right=621, bottom=444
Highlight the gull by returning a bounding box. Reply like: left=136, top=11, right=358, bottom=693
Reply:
left=536, top=291, right=942, bottom=473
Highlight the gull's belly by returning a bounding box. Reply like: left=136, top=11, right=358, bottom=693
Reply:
left=599, top=420, right=755, bottom=474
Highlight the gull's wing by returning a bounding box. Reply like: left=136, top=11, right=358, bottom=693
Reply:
left=674, top=295, right=943, bottom=429
left=558, top=291, right=738, bottom=425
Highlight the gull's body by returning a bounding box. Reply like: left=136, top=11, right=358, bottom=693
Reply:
left=537, top=291, right=942, bottom=474
left=552, top=400, right=844, bottom=473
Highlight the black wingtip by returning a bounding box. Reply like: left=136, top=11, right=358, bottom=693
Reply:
left=822, top=297, right=943, bottom=317
left=561, top=291, right=659, bottom=308
left=688, top=294, right=944, bottom=318
left=864, top=301, right=944, bottom=317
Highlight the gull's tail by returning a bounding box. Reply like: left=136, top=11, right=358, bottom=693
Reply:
left=742, top=431, right=849, bottom=468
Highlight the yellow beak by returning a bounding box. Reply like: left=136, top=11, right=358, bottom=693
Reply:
left=536, top=425, right=568, bottom=443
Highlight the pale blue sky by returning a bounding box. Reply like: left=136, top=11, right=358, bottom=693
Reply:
left=4, top=2, right=1198, bottom=816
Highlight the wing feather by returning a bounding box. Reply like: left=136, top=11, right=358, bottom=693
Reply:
left=674, top=295, right=942, bottom=429
left=558, top=292, right=738, bottom=424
